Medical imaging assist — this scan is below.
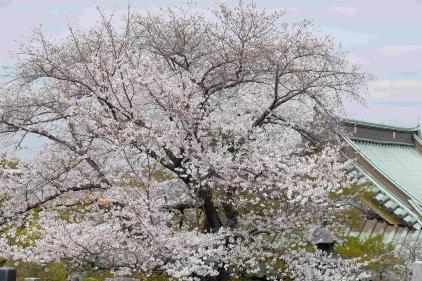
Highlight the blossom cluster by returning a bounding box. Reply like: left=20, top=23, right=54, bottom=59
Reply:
left=0, top=1, right=368, bottom=280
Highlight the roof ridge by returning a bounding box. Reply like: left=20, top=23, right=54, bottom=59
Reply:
left=343, top=118, right=420, bottom=132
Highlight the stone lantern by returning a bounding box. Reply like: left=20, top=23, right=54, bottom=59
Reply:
left=308, top=223, right=342, bottom=254
left=67, top=270, right=85, bottom=281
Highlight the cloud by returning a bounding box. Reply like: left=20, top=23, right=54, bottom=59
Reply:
left=339, top=0, right=422, bottom=23
left=345, top=79, right=422, bottom=126
left=329, top=6, right=357, bottom=17
left=319, top=26, right=376, bottom=48
left=379, top=45, right=422, bottom=56
left=347, top=53, right=370, bottom=65
left=0, top=0, right=12, bottom=8
left=368, top=79, right=422, bottom=99
left=345, top=100, right=421, bottom=126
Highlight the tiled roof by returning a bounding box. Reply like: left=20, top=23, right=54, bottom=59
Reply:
left=343, top=119, right=422, bottom=230
left=342, top=219, right=422, bottom=253
left=345, top=143, right=422, bottom=230
left=352, top=141, right=422, bottom=204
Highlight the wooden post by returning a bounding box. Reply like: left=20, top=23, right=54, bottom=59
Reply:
left=0, top=267, right=16, bottom=281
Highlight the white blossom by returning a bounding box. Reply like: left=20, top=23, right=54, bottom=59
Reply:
left=0, top=1, right=368, bottom=280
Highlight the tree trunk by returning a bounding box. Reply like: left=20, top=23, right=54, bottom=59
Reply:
left=199, top=190, right=223, bottom=233
left=222, top=201, right=238, bottom=229
left=197, top=190, right=231, bottom=281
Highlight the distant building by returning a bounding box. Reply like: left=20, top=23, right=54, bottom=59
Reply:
left=342, top=119, right=422, bottom=248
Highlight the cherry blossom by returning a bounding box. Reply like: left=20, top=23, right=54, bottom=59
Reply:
left=0, top=2, right=368, bottom=280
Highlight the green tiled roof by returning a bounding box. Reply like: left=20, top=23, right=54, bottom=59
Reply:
left=343, top=119, right=422, bottom=230
left=351, top=163, right=421, bottom=228
left=351, top=140, right=422, bottom=204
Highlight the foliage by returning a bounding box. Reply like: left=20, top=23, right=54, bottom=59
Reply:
left=2, top=261, right=68, bottom=281
left=335, top=234, right=400, bottom=278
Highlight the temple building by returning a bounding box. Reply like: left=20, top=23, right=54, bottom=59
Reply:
left=342, top=119, right=422, bottom=250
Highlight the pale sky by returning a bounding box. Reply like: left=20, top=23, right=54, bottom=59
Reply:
left=1, top=0, right=422, bottom=127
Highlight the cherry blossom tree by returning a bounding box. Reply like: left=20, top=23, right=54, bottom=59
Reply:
left=0, top=1, right=369, bottom=280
